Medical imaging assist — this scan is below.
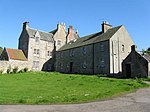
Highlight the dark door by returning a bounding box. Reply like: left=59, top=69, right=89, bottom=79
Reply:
left=70, top=62, right=73, bottom=73
left=126, top=64, right=131, bottom=78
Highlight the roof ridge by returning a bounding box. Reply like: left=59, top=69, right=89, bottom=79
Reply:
left=28, top=28, right=53, bottom=35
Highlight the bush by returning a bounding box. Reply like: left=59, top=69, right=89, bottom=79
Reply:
left=0, top=70, right=3, bottom=74
left=7, top=66, right=11, bottom=74
left=24, top=67, right=28, bottom=72
left=13, top=67, right=18, bottom=73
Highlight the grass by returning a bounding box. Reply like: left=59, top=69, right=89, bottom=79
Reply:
left=0, top=72, right=149, bottom=104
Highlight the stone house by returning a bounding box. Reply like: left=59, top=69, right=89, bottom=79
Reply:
left=0, top=48, right=28, bottom=73
left=122, top=45, right=150, bottom=78
left=18, top=22, right=79, bottom=71
left=56, top=22, right=134, bottom=76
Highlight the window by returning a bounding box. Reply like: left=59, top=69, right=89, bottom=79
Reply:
left=32, top=61, right=39, bottom=69
left=100, top=44, right=104, bottom=51
left=34, top=49, right=36, bottom=54
left=47, top=51, right=52, bottom=57
left=37, top=49, right=40, bottom=55
left=82, top=47, right=86, bottom=54
left=70, top=49, right=74, bottom=57
left=100, top=59, right=105, bottom=67
left=82, top=60, right=87, bottom=69
left=48, top=41, right=53, bottom=47
left=57, top=40, right=61, bottom=46
left=33, top=49, right=40, bottom=56
left=35, top=37, right=40, bottom=43
left=122, top=45, right=125, bottom=52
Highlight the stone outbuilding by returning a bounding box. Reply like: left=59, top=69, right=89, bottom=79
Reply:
left=0, top=48, right=28, bottom=73
left=122, top=45, right=150, bottom=78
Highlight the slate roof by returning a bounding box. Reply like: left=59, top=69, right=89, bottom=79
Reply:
left=58, top=25, right=122, bottom=51
left=6, top=48, right=27, bottom=61
left=27, top=28, right=54, bottom=42
left=50, top=29, right=57, bottom=35
left=143, top=54, right=150, bottom=62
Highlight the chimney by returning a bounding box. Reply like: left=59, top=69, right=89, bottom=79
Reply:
left=57, top=22, right=66, bottom=31
left=68, top=25, right=74, bottom=37
left=101, top=21, right=112, bottom=33
left=23, top=22, right=29, bottom=30
left=131, top=45, right=136, bottom=51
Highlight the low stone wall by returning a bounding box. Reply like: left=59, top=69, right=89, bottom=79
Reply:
left=0, top=60, right=29, bottom=73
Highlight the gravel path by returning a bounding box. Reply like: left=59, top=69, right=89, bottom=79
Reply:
left=0, top=87, right=150, bottom=112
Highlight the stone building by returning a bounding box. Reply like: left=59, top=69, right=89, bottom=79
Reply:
left=122, top=45, right=150, bottom=78
left=56, top=22, right=134, bottom=76
left=0, top=48, right=28, bottom=73
left=18, top=22, right=79, bottom=71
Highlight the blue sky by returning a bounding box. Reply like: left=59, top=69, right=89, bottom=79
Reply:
left=0, top=0, right=149, bottom=51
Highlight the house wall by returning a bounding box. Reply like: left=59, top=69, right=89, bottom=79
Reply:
left=56, top=41, right=110, bottom=75
left=27, top=37, right=54, bottom=71
left=18, top=29, right=29, bottom=58
left=94, top=41, right=110, bottom=74
left=0, top=60, right=29, bottom=73
left=109, top=26, right=134, bottom=75
left=53, top=23, right=67, bottom=51
left=56, top=44, right=94, bottom=74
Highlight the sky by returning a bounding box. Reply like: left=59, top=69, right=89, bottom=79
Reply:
left=0, top=0, right=149, bottom=51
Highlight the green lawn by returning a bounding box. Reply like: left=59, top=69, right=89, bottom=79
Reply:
left=0, top=72, right=148, bottom=104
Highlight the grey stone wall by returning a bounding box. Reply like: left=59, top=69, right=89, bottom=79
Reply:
left=94, top=41, right=110, bottom=74
left=0, top=60, right=29, bottom=73
left=27, top=37, right=54, bottom=71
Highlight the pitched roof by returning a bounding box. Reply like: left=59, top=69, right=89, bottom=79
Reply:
left=6, top=48, right=27, bottom=61
left=142, top=54, right=150, bottom=62
left=58, top=25, right=122, bottom=51
left=27, top=28, right=54, bottom=42
left=50, top=29, right=57, bottom=35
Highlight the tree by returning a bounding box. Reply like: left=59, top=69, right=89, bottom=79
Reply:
left=147, top=47, right=150, bottom=56
left=0, top=47, right=3, bottom=55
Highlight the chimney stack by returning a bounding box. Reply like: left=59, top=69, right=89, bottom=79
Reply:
left=131, top=45, right=136, bottom=51
left=101, top=21, right=112, bottom=33
left=23, top=22, right=29, bottom=30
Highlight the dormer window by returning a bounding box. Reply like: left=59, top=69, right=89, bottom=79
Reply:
left=57, top=40, right=61, bottom=46
left=48, top=41, right=53, bottom=47
left=35, top=37, right=40, bottom=43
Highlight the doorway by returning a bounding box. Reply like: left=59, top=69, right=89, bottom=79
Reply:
left=70, top=62, right=73, bottom=73
left=126, top=64, right=131, bottom=78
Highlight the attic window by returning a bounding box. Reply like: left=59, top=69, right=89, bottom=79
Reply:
left=57, top=40, right=61, bottom=46
left=48, top=41, right=53, bottom=46
left=35, top=37, right=40, bottom=43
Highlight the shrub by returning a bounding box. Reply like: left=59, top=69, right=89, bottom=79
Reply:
left=0, top=70, right=3, bottom=74
left=24, top=67, right=28, bottom=72
left=13, top=67, right=18, bottom=73
left=7, top=66, right=11, bottom=74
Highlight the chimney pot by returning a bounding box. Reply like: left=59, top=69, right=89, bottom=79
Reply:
left=23, top=22, right=29, bottom=30
left=131, top=45, right=136, bottom=51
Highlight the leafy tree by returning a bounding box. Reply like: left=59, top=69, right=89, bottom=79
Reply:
left=147, top=47, right=150, bottom=56
left=0, top=47, right=3, bottom=55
